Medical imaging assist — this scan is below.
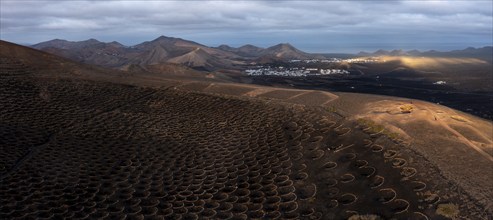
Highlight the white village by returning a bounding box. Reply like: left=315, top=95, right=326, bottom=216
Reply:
left=245, top=66, right=350, bottom=77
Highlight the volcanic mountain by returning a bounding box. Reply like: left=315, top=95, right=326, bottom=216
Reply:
left=2, top=40, right=492, bottom=219
left=216, top=43, right=322, bottom=61
left=260, top=43, right=323, bottom=60
left=32, top=36, right=320, bottom=72
left=216, top=44, right=265, bottom=57
left=32, top=38, right=125, bottom=50
left=130, top=36, right=238, bottom=71
left=32, top=36, right=238, bottom=72
left=32, top=38, right=128, bottom=68
left=7, top=40, right=210, bottom=81
left=132, top=36, right=237, bottom=62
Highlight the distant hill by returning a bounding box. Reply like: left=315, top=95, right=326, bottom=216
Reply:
left=215, top=43, right=323, bottom=61
left=32, top=39, right=129, bottom=68
left=32, top=36, right=320, bottom=72
left=421, top=46, right=493, bottom=61
left=32, top=38, right=115, bottom=50
left=357, top=49, right=419, bottom=57
left=216, top=44, right=265, bottom=57
left=32, top=36, right=238, bottom=71
left=259, top=43, right=323, bottom=60
left=357, top=46, right=493, bottom=62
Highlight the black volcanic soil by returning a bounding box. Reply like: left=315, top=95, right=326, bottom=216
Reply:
left=248, top=75, right=493, bottom=120
left=1, top=57, right=490, bottom=219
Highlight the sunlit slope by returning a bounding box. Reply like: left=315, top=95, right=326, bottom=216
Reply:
left=377, top=56, right=488, bottom=68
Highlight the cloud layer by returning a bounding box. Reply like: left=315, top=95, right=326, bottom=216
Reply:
left=1, top=0, right=492, bottom=52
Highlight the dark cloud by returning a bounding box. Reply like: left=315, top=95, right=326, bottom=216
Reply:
left=1, top=0, right=491, bottom=52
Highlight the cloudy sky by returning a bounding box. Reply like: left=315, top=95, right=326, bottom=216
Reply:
left=1, top=0, right=492, bottom=53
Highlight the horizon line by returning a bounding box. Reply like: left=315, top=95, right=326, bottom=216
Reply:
left=2, top=36, right=492, bottom=55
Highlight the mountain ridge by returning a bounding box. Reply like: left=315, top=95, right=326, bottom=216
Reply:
left=32, top=36, right=321, bottom=72
left=357, top=46, right=492, bottom=58
left=31, top=36, right=493, bottom=73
